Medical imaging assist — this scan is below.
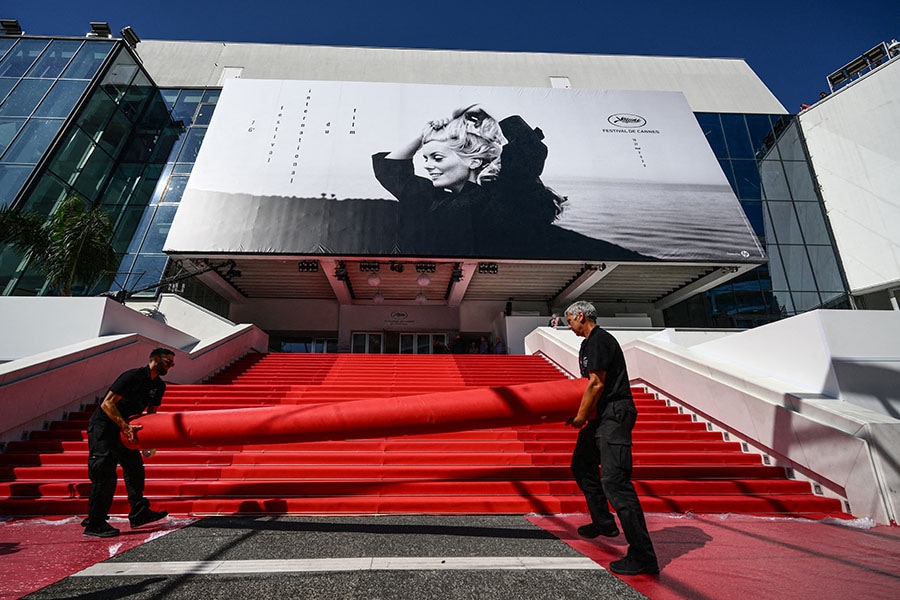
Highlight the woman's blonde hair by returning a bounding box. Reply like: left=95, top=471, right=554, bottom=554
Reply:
left=421, top=114, right=505, bottom=184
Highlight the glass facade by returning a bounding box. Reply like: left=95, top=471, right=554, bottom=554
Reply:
left=0, top=37, right=180, bottom=296
left=663, top=113, right=851, bottom=327
left=113, top=88, right=221, bottom=312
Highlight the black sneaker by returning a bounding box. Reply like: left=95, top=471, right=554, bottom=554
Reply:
left=577, top=523, right=620, bottom=538
left=609, top=556, right=660, bottom=576
left=129, top=508, right=168, bottom=528
left=84, top=522, right=120, bottom=538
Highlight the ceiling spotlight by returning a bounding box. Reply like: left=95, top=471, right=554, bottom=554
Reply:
left=450, top=267, right=463, bottom=282
left=368, top=273, right=382, bottom=287
left=334, top=262, right=348, bottom=281
left=298, top=260, right=319, bottom=272
left=390, top=262, right=404, bottom=273
left=360, top=261, right=380, bottom=272
left=417, top=273, right=431, bottom=287
left=415, top=262, right=436, bottom=273
left=477, top=262, right=499, bottom=275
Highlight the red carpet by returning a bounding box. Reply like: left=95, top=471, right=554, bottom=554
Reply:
left=0, top=353, right=847, bottom=518
left=528, top=513, right=900, bottom=600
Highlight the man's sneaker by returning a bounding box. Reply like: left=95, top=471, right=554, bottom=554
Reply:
left=129, top=508, right=168, bottom=528
left=577, top=522, right=620, bottom=539
left=609, top=556, right=660, bottom=576
left=83, top=522, right=120, bottom=538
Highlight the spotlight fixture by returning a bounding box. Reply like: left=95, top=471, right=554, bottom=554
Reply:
left=477, top=262, right=499, bottom=275
left=360, top=261, right=380, bottom=273
left=88, top=22, right=112, bottom=38
left=298, top=260, right=319, bottom=272
left=389, top=262, right=405, bottom=273
left=120, top=25, right=141, bottom=48
left=450, top=265, right=463, bottom=282
left=367, top=273, right=382, bottom=287
left=334, top=262, right=348, bottom=281
left=416, top=273, right=431, bottom=287
left=415, top=262, right=436, bottom=273
left=0, top=20, right=23, bottom=36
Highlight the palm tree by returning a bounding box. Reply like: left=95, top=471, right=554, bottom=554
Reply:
left=0, top=196, right=119, bottom=296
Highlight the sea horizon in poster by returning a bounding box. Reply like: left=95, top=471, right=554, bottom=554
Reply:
left=165, top=79, right=765, bottom=262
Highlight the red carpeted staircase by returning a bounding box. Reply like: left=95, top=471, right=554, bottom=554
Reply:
left=0, top=353, right=847, bottom=518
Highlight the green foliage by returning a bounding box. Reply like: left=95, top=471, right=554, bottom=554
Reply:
left=0, top=197, right=119, bottom=295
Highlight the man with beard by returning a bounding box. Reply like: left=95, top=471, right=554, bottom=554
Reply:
left=82, top=347, right=174, bottom=538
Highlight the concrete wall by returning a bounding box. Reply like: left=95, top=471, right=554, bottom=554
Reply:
left=136, top=41, right=787, bottom=115
left=0, top=297, right=268, bottom=446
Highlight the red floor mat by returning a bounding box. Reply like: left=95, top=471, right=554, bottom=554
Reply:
left=528, top=513, right=900, bottom=600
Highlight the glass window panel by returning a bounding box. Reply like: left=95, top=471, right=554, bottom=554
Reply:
left=695, top=113, right=727, bottom=159
left=768, top=203, right=803, bottom=244
left=807, top=245, right=845, bottom=292
left=33, top=79, right=88, bottom=117
left=795, top=202, right=831, bottom=244
left=96, top=108, right=133, bottom=157
left=171, top=90, right=203, bottom=123
left=775, top=121, right=806, bottom=161
left=762, top=203, right=775, bottom=247
left=127, top=254, right=169, bottom=293
left=102, top=163, right=142, bottom=210
left=773, top=289, right=795, bottom=315
left=0, top=164, right=32, bottom=205
left=100, top=52, right=138, bottom=103
left=61, top=41, right=114, bottom=80
left=721, top=114, right=754, bottom=159
left=24, top=40, right=83, bottom=78
left=779, top=245, right=817, bottom=291
left=161, top=175, right=188, bottom=203
left=767, top=246, right=789, bottom=291
left=0, top=38, right=16, bottom=60
left=783, top=161, right=817, bottom=200
left=76, top=88, right=116, bottom=138
left=160, top=89, right=180, bottom=111
left=352, top=333, right=366, bottom=353
left=71, top=145, right=115, bottom=199
left=0, top=117, right=25, bottom=155
left=0, top=77, right=16, bottom=103
left=20, top=171, right=69, bottom=215
left=120, top=70, right=153, bottom=122
left=740, top=200, right=765, bottom=237
left=759, top=159, right=790, bottom=200
left=140, top=204, right=178, bottom=253
left=194, top=103, right=215, bottom=125
left=730, top=159, right=761, bottom=200
left=47, top=128, right=94, bottom=185
left=0, top=39, right=50, bottom=78
left=718, top=159, right=736, bottom=192
left=791, top=291, right=823, bottom=313
left=201, top=89, right=220, bottom=104
left=112, top=252, right=138, bottom=291
left=124, top=206, right=156, bottom=254
left=0, top=78, right=53, bottom=117
left=175, top=127, right=206, bottom=163
left=172, top=163, right=193, bottom=175
left=110, top=203, right=151, bottom=255
left=1, top=118, right=62, bottom=164
left=820, top=290, right=849, bottom=308
left=745, top=114, right=774, bottom=156
left=147, top=164, right=172, bottom=205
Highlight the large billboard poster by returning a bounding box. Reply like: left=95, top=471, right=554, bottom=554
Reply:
left=165, top=79, right=764, bottom=262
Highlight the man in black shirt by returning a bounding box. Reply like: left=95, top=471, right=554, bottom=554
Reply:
left=565, top=301, right=659, bottom=575
left=83, top=347, right=174, bottom=538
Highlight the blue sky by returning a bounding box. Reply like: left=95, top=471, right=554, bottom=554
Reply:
left=5, top=0, right=897, bottom=112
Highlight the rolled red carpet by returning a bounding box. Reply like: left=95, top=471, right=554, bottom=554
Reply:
left=124, top=378, right=583, bottom=449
